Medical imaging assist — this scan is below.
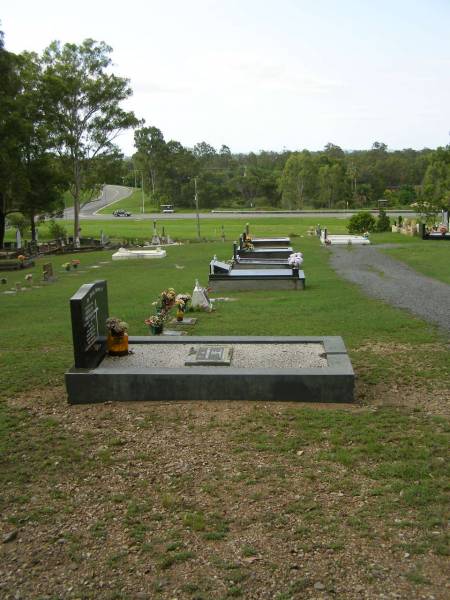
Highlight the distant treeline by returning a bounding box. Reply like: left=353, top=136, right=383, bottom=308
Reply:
left=128, top=129, right=449, bottom=211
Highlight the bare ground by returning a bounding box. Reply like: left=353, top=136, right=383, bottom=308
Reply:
left=1, top=359, right=449, bottom=600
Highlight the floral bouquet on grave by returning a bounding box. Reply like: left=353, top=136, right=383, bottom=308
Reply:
left=288, top=252, right=303, bottom=269
left=159, top=287, right=176, bottom=311
left=106, top=317, right=128, bottom=337
left=71, top=259, right=80, bottom=268
left=25, top=273, right=33, bottom=285
left=144, top=313, right=166, bottom=327
left=106, top=317, right=129, bottom=355
left=62, top=262, right=71, bottom=271
left=175, top=293, right=191, bottom=312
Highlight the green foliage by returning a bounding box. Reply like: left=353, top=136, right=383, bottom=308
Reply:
left=47, top=219, right=66, bottom=239
left=376, top=208, right=391, bottom=232
left=41, top=38, right=140, bottom=240
left=348, top=211, right=377, bottom=233
left=7, top=212, right=28, bottom=235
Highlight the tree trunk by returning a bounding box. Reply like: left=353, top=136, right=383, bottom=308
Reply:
left=150, top=170, right=156, bottom=195
left=0, top=208, right=6, bottom=249
left=73, top=163, right=81, bottom=246
left=30, top=212, right=36, bottom=242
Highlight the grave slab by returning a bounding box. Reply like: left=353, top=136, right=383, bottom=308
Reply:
left=209, top=268, right=305, bottom=291
left=66, top=336, right=354, bottom=404
left=238, top=247, right=294, bottom=259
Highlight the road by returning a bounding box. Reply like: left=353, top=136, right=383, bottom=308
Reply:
left=65, top=185, right=420, bottom=221
left=63, top=185, right=133, bottom=219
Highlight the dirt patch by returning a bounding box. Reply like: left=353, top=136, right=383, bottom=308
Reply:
left=1, top=386, right=449, bottom=600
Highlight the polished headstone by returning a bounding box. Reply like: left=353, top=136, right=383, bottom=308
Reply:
left=70, top=280, right=109, bottom=368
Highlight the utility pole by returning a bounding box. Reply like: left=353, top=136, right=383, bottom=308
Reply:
left=194, top=176, right=201, bottom=239
left=141, top=171, right=145, bottom=214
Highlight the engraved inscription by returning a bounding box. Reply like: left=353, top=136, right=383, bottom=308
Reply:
left=82, top=289, right=100, bottom=350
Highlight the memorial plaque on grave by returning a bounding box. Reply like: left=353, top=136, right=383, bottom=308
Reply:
left=185, top=345, right=233, bottom=366
left=70, top=280, right=109, bottom=368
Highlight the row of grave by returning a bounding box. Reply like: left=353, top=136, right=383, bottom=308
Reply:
left=207, top=224, right=306, bottom=291
left=66, top=225, right=354, bottom=404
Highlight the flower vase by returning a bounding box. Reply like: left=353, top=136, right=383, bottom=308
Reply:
left=150, top=324, right=164, bottom=335
left=292, top=267, right=299, bottom=277
left=107, top=332, right=129, bottom=356
left=176, top=308, right=184, bottom=322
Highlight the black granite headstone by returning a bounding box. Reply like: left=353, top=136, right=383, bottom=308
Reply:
left=70, top=280, right=109, bottom=368
left=212, top=260, right=231, bottom=273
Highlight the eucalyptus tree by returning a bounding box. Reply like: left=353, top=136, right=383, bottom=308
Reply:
left=134, top=126, right=168, bottom=200
left=0, top=30, right=25, bottom=247
left=279, top=151, right=318, bottom=209
left=41, top=39, right=140, bottom=243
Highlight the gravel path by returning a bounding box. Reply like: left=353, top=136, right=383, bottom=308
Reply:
left=328, top=244, right=450, bottom=334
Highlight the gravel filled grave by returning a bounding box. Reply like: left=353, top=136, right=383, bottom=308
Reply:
left=102, top=342, right=328, bottom=369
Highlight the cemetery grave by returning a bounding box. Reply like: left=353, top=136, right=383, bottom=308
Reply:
left=208, top=227, right=306, bottom=290
left=208, top=258, right=305, bottom=291
left=419, top=210, right=450, bottom=240
left=240, top=222, right=291, bottom=248
left=65, top=280, right=353, bottom=404
left=320, top=228, right=371, bottom=245
left=111, top=246, right=167, bottom=260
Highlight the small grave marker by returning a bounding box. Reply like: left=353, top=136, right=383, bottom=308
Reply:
left=185, top=345, right=233, bottom=366
left=162, top=329, right=187, bottom=336
left=42, top=263, right=55, bottom=282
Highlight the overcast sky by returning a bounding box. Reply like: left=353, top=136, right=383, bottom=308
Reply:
left=2, top=0, right=450, bottom=155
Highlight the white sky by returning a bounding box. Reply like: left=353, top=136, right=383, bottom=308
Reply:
left=2, top=0, right=450, bottom=155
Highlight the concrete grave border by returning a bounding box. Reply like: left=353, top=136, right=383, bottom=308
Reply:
left=66, top=336, right=354, bottom=404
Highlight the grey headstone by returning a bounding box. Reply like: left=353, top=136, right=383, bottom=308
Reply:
left=185, top=345, right=233, bottom=366
left=70, top=280, right=109, bottom=368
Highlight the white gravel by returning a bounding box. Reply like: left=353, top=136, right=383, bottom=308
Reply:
left=101, top=343, right=327, bottom=369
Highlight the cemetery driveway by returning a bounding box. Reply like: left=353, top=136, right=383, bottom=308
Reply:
left=328, top=244, right=450, bottom=334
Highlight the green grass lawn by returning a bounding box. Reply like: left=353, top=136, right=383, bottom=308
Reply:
left=1, top=224, right=449, bottom=598
left=0, top=236, right=448, bottom=397
left=5, top=216, right=349, bottom=245
left=378, top=236, right=450, bottom=285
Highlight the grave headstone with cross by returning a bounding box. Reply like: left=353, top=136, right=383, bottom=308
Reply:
left=70, top=280, right=109, bottom=368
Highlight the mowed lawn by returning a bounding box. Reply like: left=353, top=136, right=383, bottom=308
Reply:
left=0, top=223, right=449, bottom=600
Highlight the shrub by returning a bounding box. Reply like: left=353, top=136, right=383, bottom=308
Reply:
left=7, top=212, right=28, bottom=236
left=377, top=209, right=391, bottom=232
left=48, top=219, right=67, bottom=239
left=347, top=211, right=376, bottom=234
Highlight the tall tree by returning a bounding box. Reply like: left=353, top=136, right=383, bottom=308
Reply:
left=134, top=126, right=168, bottom=199
left=279, top=151, right=318, bottom=209
left=41, top=39, right=140, bottom=243
left=0, top=30, right=26, bottom=247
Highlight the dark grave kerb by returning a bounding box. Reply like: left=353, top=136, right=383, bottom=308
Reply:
left=70, top=280, right=109, bottom=368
